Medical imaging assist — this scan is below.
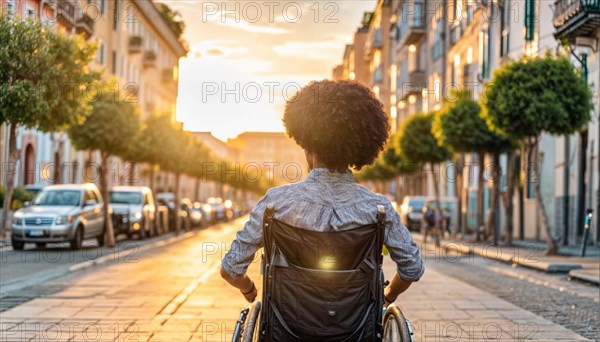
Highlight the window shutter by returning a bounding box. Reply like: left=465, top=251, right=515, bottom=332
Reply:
left=524, top=0, right=535, bottom=41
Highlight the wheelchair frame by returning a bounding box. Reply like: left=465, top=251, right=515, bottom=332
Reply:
left=231, top=204, right=413, bottom=342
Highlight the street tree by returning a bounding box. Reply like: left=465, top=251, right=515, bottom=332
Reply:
left=68, top=87, right=142, bottom=247
left=433, top=90, right=515, bottom=243
left=161, top=123, right=195, bottom=233
left=137, top=113, right=174, bottom=191
left=483, top=54, right=592, bottom=254
left=0, top=15, right=99, bottom=236
left=396, top=113, right=451, bottom=244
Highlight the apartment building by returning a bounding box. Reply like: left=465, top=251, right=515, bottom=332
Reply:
left=1, top=0, right=186, bottom=193
left=333, top=0, right=600, bottom=244
left=226, top=132, right=308, bottom=187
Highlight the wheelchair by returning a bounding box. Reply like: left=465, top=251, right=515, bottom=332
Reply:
left=232, top=204, right=414, bottom=342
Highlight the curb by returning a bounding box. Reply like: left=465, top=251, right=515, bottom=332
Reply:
left=569, top=269, right=600, bottom=285
left=414, top=235, right=587, bottom=274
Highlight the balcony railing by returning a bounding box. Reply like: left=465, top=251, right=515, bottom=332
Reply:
left=162, top=68, right=177, bottom=84
left=397, top=2, right=425, bottom=46
left=57, top=0, right=75, bottom=26
left=143, top=50, right=157, bottom=68
left=75, top=14, right=94, bottom=38
left=398, top=70, right=425, bottom=99
left=554, top=0, right=600, bottom=38
left=129, top=36, right=143, bottom=54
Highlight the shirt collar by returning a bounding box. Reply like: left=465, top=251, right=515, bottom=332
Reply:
left=307, top=168, right=355, bottom=183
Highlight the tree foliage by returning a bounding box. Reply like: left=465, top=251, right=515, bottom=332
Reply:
left=67, top=89, right=141, bottom=157
left=483, top=53, right=592, bottom=140
left=396, top=113, right=451, bottom=165
left=159, top=4, right=187, bottom=46
left=434, top=90, right=515, bottom=154
left=0, top=15, right=99, bottom=130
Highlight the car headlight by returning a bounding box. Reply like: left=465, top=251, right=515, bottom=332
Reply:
left=130, top=211, right=142, bottom=221
left=55, top=215, right=74, bottom=225
left=12, top=217, right=23, bottom=225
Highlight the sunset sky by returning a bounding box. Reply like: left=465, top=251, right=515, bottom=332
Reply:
left=168, top=1, right=376, bottom=141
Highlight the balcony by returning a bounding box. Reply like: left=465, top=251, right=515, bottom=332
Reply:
left=398, top=70, right=425, bottom=99
left=129, top=36, right=143, bottom=54
left=397, top=2, right=425, bottom=46
left=143, top=50, right=157, bottom=68
left=75, top=14, right=94, bottom=38
left=57, top=0, right=75, bottom=27
left=450, top=25, right=463, bottom=45
left=162, top=67, right=177, bottom=84
left=554, top=0, right=600, bottom=40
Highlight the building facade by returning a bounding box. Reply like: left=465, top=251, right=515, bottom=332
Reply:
left=1, top=0, right=186, bottom=195
left=333, top=0, right=600, bottom=245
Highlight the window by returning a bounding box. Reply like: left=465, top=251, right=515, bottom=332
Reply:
left=24, top=3, right=36, bottom=20
left=111, top=51, right=117, bottom=74
left=113, top=0, right=119, bottom=29
left=500, top=2, right=510, bottom=56
left=478, top=29, right=490, bottom=79
left=524, top=0, right=535, bottom=42
left=431, top=18, right=444, bottom=61
left=5, top=0, right=17, bottom=15
left=97, top=42, right=106, bottom=65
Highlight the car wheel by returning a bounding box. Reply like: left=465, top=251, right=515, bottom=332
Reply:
left=97, top=230, right=105, bottom=247
left=70, top=226, right=84, bottom=250
left=35, top=242, right=46, bottom=249
left=11, top=239, right=24, bottom=251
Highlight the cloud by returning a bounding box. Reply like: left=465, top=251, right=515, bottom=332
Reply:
left=273, top=41, right=341, bottom=60
left=206, top=48, right=224, bottom=56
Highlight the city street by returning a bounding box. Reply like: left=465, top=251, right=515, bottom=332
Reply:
left=0, top=216, right=597, bottom=341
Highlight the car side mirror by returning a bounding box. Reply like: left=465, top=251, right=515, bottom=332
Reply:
left=84, top=200, right=96, bottom=207
left=23, top=201, right=31, bottom=207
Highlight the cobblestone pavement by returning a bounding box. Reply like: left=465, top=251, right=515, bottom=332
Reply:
left=427, top=252, right=600, bottom=341
left=0, top=215, right=594, bottom=341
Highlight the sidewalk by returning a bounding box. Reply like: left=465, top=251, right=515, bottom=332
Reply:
left=412, top=233, right=600, bottom=285
left=382, top=258, right=590, bottom=341
left=1, top=215, right=592, bottom=341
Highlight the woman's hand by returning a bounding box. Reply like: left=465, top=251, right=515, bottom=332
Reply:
left=241, top=281, right=257, bottom=303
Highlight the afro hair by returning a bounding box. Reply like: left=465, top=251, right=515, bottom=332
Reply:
left=283, top=80, right=390, bottom=171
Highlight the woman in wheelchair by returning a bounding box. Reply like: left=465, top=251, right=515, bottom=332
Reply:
left=221, top=80, right=425, bottom=341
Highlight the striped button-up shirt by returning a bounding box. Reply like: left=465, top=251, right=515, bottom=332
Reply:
left=221, top=168, right=424, bottom=282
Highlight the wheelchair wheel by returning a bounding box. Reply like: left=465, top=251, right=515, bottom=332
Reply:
left=382, top=304, right=413, bottom=342
left=241, top=301, right=261, bottom=342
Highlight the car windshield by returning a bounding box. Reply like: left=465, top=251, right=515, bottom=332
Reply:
left=409, top=199, right=425, bottom=210
left=32, top=190, right=81, bottom=206
left=109, top=191, right=142, bottom=205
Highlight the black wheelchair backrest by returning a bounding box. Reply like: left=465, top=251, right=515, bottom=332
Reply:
left=259, top=203, right=387, bottom=342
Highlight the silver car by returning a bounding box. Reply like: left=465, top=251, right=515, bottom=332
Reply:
left=11, top=184, right=105, bottom=250
left=109, top=186, right=156, bottom=239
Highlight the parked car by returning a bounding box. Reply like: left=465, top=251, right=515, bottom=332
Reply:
left=109, top=186, right=155, bottom=239
left=180, top=198, right=193, bottom=231
left=11, top=183, right=105, bottom=250
left=399, top=196, right=428, bottom=231
left=190, top=202, right=207, bottom=228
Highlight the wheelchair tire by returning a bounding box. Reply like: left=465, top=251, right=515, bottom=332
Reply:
left=382, top=304, right=412, bottom=342
left=241, top=301, right=261, bottom=342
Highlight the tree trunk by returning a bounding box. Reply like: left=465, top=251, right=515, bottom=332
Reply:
left=100, top=152, right=116, bottom=247
left=431, top=162, right=442, bottom=247
left=149, top=165, right=155, bottom=191
left=174, top=172, right=181, bottom=234
left=488, top=152, right=501, bottom=245
left=476, top=151, right=486, bottom=241
left=455, top=154, right=464, bottom=237
left=502, top=150, right=515, bottom=246
left=1, top=124, right=20, bottom=239
left=128, top=162, right=136, bottom=185
left=527, top=138, right=558, bottom=255
left=195, top=177, right=201, bottom=202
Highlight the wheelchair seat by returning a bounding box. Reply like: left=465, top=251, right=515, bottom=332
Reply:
left=257, top=204, right=387, bottom=341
